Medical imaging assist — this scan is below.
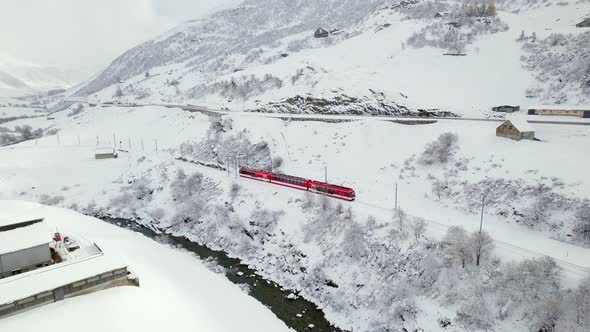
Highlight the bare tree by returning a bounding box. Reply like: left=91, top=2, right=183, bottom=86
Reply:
left=394, top=208, right=407, bottom=233
left=574, top=276, right=590, bottom=327
left=412, top=218, right=427, bottom=241
left=443, top=226, right=472, bottom=268
left=573, top=204, right=590, bottom=244
left=471, top=230, right=494, bottom=266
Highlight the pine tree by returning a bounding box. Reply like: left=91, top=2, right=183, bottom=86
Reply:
left=518, top=30, right=526, bottom=42
left=531, top=32, right=537, bottom=42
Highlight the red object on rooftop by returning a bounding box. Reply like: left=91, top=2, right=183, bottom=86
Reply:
left=53, top=232, right=62, bottom=242
left=239, top=167, right=356, bottom=201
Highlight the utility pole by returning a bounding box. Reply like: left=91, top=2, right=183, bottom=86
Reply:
left=96, top=136, right=99, bottom=146
left=324, top=165, right=328, bottom=183
left=395, top=183, right=398, bottom=210
left=155, top=139, right=158, bottom=153
left=57, top=133, right=60, bottom=145
left=270, top=154, right=273, bottom=172
left=476, top=193, right=487, bottom=267
left=78, top=135, right=80, bottom=145
left=141, top=138, right=144, bottom=152
left=128, top=137, right=131, bottom=150
left=113, top=134, right=116, bottom=148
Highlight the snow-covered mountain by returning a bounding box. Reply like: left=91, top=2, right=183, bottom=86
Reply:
left=74, top=0, right=590, bottom=115
left=0, top=54, right=91, bottom=97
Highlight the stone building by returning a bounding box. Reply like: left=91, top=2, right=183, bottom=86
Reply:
left=496, top=119, right=535, bottom=141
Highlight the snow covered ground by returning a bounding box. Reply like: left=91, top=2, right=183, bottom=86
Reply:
left=0, top=104, right=589, bottom=330
left=0, top=201, right=291, bottom=332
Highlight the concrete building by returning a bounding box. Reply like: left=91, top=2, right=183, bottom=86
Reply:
left=496, top=119, right=535, bottom=141
left=0, top=218, right=52, bottom=279
left=492, top=105, right=520, bottom=113
left=576, top=17, right=590, bottom=28
left=528, top=105, right=590, bottom=118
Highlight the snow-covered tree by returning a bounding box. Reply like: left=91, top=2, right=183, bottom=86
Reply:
left=456, top=296, right=494, bottom=330
left=574, top=276, right=590, bottom=327
left=582, top=64, right=590, bottom=88
left=412, top=218, right=427, bottom=241
left=487, top=2, right=496, bottom=16
left=342, top=221, right=369, bottom=259
left=500, top=257, right=563, bottom=328
left=471, top=230, right=494, bottom=266
left=442, top=226, right=472, bottom=268
left=573, top=204, right=590, bottom=243
left=394, top=208, right=407, bottom=233
left=419, top=132, right=459, bottom=165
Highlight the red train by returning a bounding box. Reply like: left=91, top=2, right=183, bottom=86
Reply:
left=239, top=167, right=356, bottom=201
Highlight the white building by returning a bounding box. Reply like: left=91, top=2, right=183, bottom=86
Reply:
left=0, top=218, right=52, bottom=279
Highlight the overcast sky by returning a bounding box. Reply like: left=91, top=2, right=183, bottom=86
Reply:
left=0, top=0, right=240, bottom=73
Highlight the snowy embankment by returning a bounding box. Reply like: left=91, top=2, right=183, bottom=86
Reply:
left=0, top=201, right=291, bottom=332
left=1, top=105, right=590, bottom=331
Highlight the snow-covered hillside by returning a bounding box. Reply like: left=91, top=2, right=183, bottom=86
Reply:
left=74, top=0, right=590, bottom=115
left=1, top=104, right=589, bottom=331
left=0, top=53, right=91, bottom=97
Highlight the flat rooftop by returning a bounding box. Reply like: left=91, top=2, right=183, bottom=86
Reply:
left=0, top=249, right=127, bottom=305
left=0, top=219, right=51, bottom=255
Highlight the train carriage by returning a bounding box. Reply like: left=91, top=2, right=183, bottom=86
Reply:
left=239, top=167, right=355, bottom=201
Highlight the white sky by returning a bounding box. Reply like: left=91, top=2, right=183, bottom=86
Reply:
left=0, top=0, right=240, bottom=73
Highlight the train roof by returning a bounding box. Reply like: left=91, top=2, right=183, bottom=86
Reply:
left=240, top=167, right=354, bottom=191
left=309, top=180, right=354, bottom=191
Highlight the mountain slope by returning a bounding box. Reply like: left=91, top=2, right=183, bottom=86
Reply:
left=73, top=0, right=590, bottom=116
left=0, top=54, right=91, bottom=97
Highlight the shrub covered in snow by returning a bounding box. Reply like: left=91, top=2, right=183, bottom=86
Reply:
left=418, top=132, right=459, bottom=165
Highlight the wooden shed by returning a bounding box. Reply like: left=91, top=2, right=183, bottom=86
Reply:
left=95, top=148, right=118, bottom=160
left=492, top=105, right=520, bottom=113
left=496, top=119, right=535, bottom=141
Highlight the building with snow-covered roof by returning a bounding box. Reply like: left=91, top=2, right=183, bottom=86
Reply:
left=528, top=105, right=590, bottom=118
left=496, top=120, right=535, bottom=141
left=0, top=218, right=52, bottom=279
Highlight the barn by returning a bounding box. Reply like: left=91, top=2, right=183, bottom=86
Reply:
left=496, top=119, right=535, bottom=141
left=0, top=218, right=52, bottom=279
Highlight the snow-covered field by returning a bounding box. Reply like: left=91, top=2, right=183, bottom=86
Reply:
left=1, top=104, right=589, bottom=330
left=0, top=201, right=291, bottom=332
